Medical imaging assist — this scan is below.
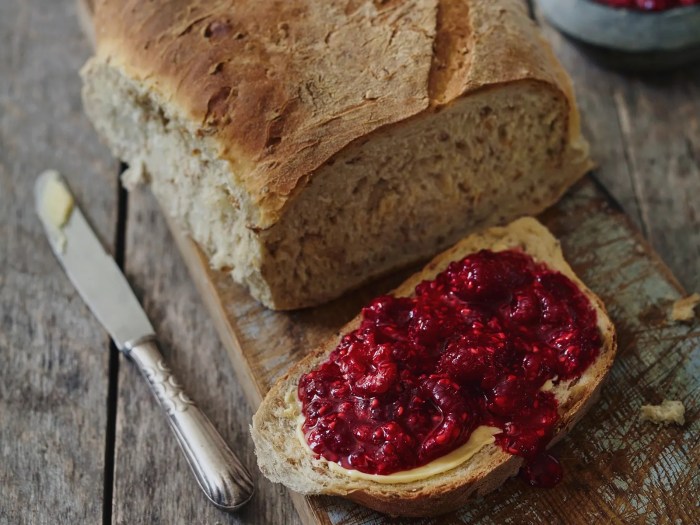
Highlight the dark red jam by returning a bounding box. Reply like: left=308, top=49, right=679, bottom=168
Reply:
left=594, top=0, right=700, bottom=11
left=298, top=250, right=601, bottom=476
left=519, top=453, right=563, bottom=488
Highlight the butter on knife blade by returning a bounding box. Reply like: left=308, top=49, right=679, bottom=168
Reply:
left=34, top=169, right=155, bottom=349
left=35, top=170, right=74, bottom=253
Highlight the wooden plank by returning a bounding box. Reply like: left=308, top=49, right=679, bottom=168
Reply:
left=612, top=78, right=700, bottom=292
left=535, top=4, right=700, bottom=293
left=166, top=178, right=700, bottom=525
left=111, top=189, right=301, bottom=525
left=0, top=0, right=119, bottom=523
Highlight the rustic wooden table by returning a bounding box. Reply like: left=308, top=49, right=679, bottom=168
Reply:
left=1, top=1, right=698, bottom=524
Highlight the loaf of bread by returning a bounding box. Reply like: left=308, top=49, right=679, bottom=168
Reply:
left=251, top=217, right=617, bottom=517
left=81, top=0, right=593, bottom=310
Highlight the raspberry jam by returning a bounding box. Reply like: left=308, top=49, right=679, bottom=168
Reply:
left=298, top=250, right=601, bottom=477
left=593, top=0, right=700, bottom=11
left=519, top=453, right=564, bottom=488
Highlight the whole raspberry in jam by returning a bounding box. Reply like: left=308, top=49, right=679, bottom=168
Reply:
left=298, top=250, right=602, bottom=478
left=594, top=0, right=700, bottom=11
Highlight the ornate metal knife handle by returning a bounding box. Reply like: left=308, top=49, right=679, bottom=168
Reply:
left=125, top=337, right=254, bottom=511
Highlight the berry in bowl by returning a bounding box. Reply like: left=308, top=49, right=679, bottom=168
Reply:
left=594, top=0, right=699, bottom=11
left=537, top=0, right=700, bottom=71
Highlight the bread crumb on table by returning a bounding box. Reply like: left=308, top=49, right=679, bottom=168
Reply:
left=640, top=400, right=686, bottom=426
left=670, top=293, right=700, bottom=323
left=120, top=159, right=149, bottom=191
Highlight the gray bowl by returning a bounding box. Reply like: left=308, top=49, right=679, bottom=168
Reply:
left=537, top=0, right=700, bottom=71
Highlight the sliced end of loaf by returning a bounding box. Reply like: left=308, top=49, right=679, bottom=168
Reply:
left=251, top=217, right=617, bottom=517
left=258, top=80, right=592, bottom=308
left=82, top=56, right=592, bottom=310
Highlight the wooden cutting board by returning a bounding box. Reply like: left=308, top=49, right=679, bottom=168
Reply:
left=171, top=178, right=699, bottom=525
left=78, top=3, right=698, bottom=524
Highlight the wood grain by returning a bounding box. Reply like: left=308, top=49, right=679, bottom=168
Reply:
left=0, top=0, right=118, bottom=523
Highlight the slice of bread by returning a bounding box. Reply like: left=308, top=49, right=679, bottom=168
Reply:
left=251, top=217, right=617, bottom=517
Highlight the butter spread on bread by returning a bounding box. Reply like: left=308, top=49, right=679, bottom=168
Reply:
left=283, top=387, right=501, bottom=484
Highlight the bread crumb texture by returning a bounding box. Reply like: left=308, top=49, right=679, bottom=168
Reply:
left=640, top=400, right=686, bottom=427
left=670, top=293, right=700, bottom=323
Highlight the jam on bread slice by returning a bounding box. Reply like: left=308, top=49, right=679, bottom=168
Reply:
left=251, top=218, right=617, bottom=518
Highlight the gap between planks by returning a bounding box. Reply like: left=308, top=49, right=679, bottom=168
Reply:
left=102, top=165, right=129, bottom=525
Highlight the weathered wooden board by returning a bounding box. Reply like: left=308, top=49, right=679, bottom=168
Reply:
left=0, top=0, right=119, bottom=523
left=169, top=178, right=700, bottom=525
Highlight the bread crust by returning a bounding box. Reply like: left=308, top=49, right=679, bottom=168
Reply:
left=251, top=218, right=617, bottom=517
left=91, top=0, right=584, bottom=229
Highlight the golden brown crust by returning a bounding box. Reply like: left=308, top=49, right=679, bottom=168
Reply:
left=92, top=0, right=581, bottom=229
left=93, top=0, right=436, bottom=227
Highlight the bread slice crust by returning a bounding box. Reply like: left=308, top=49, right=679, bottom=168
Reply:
left=251, top=218, right=617, bottom=517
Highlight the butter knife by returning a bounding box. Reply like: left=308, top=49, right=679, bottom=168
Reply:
left=34, top=170, right=254, bottom=512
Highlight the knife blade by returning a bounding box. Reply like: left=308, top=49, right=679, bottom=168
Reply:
left=35, top=170, right=154, bottom=350
left=34, top=170, right=254, bottom=511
